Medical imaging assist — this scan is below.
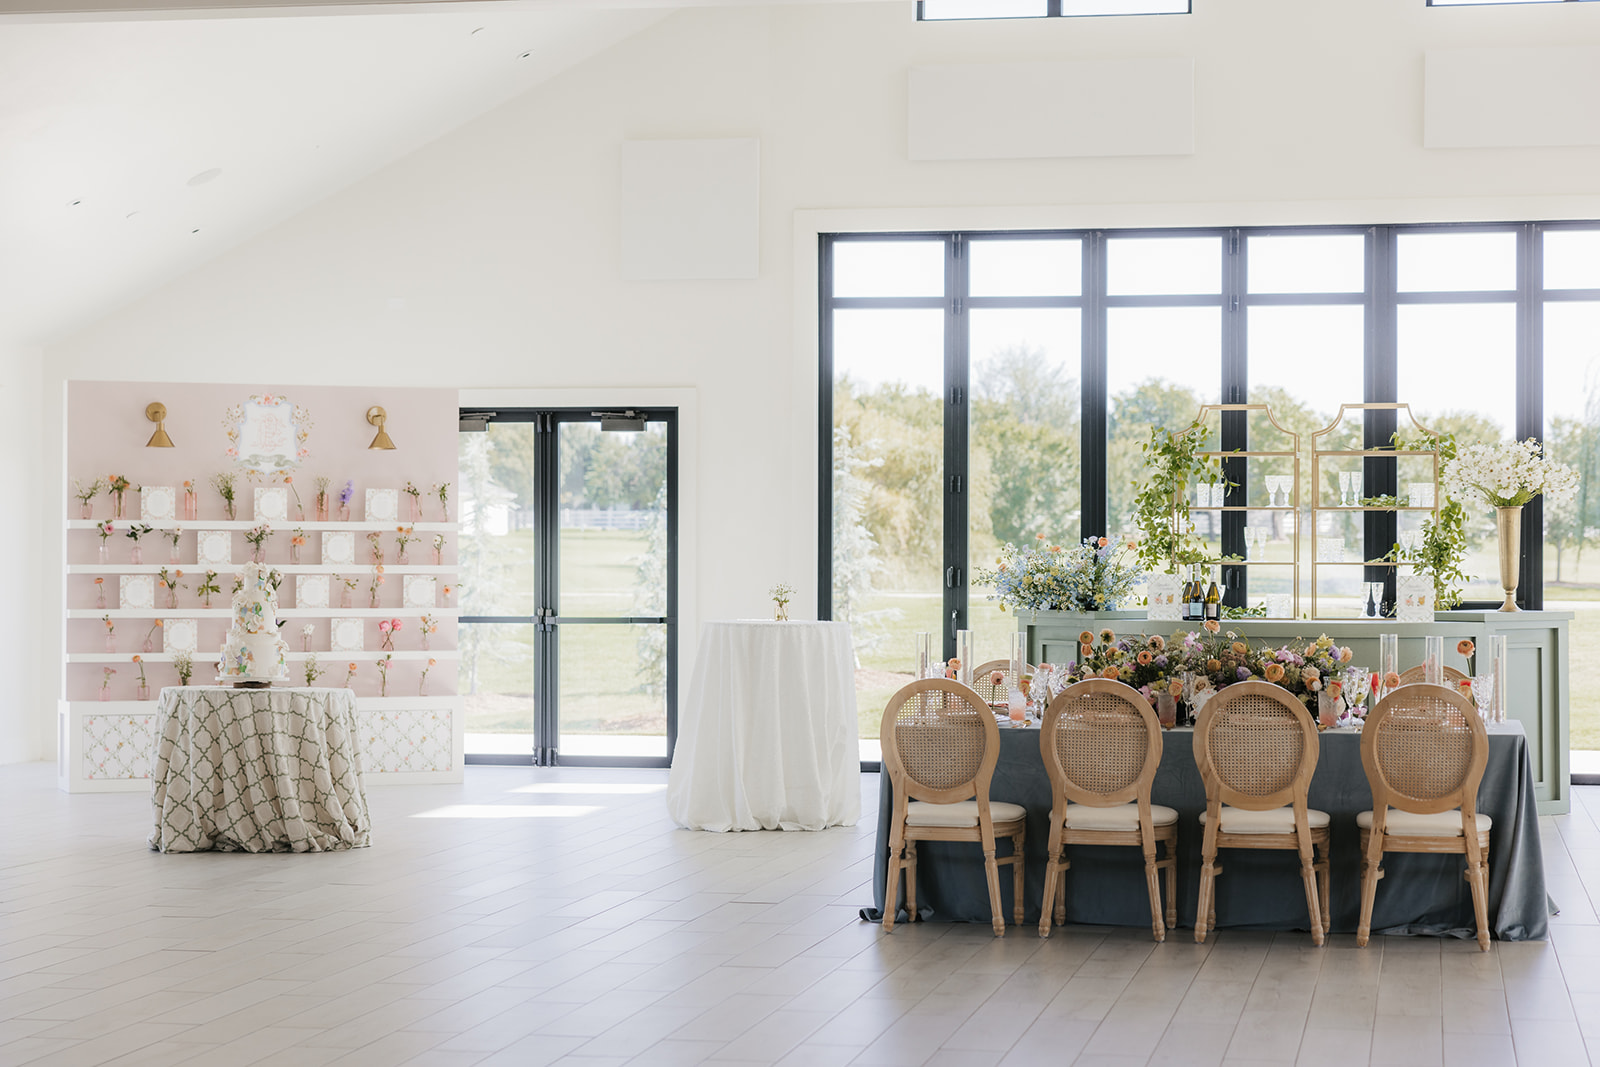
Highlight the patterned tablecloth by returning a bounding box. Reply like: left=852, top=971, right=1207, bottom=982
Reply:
left=149, top=686, right=372, bottom=853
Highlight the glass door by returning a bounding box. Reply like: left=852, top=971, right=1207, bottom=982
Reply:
left=458, top=408, right=677, bottom=766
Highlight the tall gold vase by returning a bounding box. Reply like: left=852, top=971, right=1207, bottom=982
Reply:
left=1496, top=505, right=1523, bottom=612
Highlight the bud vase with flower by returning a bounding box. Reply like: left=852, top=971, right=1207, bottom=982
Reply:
left=182, top=480, right=198, bottom=521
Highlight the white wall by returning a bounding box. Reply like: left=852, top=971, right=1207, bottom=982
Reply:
left=1, top=343, right=42, bottom=763
left=18, top=0, right=1600, bottom=760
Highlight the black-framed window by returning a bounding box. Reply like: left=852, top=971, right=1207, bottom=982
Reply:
left=1428, top=1, right=1598, bottom=7
left=819, top=222, right=1600, bottom=746
left=917, top=0, right=1191, bottom=19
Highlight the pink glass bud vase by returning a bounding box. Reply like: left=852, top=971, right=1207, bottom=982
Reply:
left=408, top=496, right=420, bottom=522
left=290, top=544, right=301, bottom=564
left=432, top=548, right=442, bottom=567
left=98, top=687, right=110, bottom=702
left=112, top=491, right=125, bottom=519
left=340, top=588, right=353, bottom=609
left=94, top=589, right=106, bottom=609
left=136, top=684, right=149, bottom=701
left=129, top=544, right=142, bottom=565
left=104, top=635, right=115, bottom=653
left=337, top=503, right=350, bottom=522
left=98, top=544, right=110, bottom=563
left=80, top=502, right=93, bottom=519
left=419, top=677, right=429, bottom=697
left=183, top=490, right=197, bottom=521
left=397, top=550, right=409, bottom=566
left=315, top=499, right=328, bottom=522
left=169, top=545, right=180, bottom=565
left=143, top=637, right=154, bottom=654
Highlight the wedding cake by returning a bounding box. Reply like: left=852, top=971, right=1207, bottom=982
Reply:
left=218, top=562, right=289, bottom=685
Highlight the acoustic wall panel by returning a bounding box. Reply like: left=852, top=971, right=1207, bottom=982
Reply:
left=908, top=58, right=1194, bottom=161
left=1425, top=47, right=1600, bottom=149
left=620, top=138, right=759, bottom=280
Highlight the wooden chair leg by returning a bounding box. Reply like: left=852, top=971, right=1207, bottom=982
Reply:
left=1011, top=831, right=1025, bottom=928
left=883, top=847, right=903, bottom=933
left=983, top=848, right=1006, bottom=937
left=1195, top=846, right=1217, bottom=944
left=1163, top=845, right=1177, bottom=932
left=1299, top=855, right=1324, bottom=947
left=1055, top=855, right=1068, bottom=926
left=1039, top=856, right=1061, bottom=939
left=905, top=842, right=919, bottom=923
left=1466, top=834, right=1492, bottom=952
left=1316, top=843, right=1331, bottom=934
left=1356, top=829, right=1383, bottom=948
left=1144, top=852, right=1165, bottom=943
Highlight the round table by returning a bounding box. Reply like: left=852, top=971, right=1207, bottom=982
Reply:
left=667, top=620, right=860, bottom=831
left=148, top=685, right=371, bottom=853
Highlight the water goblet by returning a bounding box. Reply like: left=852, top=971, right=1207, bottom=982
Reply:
left=1338, top=472, right=1353, bottom=507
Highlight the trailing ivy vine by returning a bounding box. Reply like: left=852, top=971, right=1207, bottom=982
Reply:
left=1131, top=421, right=1225, bottom=574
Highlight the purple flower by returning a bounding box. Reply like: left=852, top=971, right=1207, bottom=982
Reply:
left=1236, top=666, right=1251, bottom=680
left=339, top=479, right=354, bottom=505
left=1155, top=655, right=1168, bottom=668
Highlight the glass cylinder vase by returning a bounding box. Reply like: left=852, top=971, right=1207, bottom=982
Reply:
left=80, top=502, right=93, bottom=519
left=955, top=629, right=973, bottom=688
left=129, top=544, right=142, bottom=565
left=136, top=684, right=149, bottom=701
left=1423, top=635, right=1445, bottom=686
left=397, top=550, right=409, bottom=566
left=315, top=499, right=329, bottom=522
left=914, top=631, right=932, bottom=681
left=169, top=544, right=180, bottom=565
left=1486, top=634, right=1509, bottom=724
left=1379, top=633, right=1399, bottom=701
left=340, top=587, right=353, bottom=609
left=337, top=503, right=350, bottom=522
left=290, top=544, right=301, bottom=564
left=99, top=543, right=109, bottom=563
left=183, top=490, right=198, bottom=521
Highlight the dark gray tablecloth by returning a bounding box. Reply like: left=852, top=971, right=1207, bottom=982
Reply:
left=864, top=722, right=1549, bottom=940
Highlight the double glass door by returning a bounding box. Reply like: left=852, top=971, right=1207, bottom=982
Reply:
left=458, top=408, right=677, bottom=766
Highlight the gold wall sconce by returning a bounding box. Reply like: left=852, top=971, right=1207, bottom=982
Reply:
left=145, top=402, right=174, bottom=447
left=366, top=405, right=396, bottom=450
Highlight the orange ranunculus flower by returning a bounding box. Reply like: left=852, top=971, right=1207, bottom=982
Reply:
left=1099, top=628, right=1116, bottom=643
left=1384, top=670, right=1402, bottom=689
left=1206, top=658, right=1221, bottom=673
left=1340, top=647, right=1353, bottom=662
left=154, top=619, right=162, bottom=628
left=1097, top=537, right=1109, bottom=548
left=1305, top=644, right=1317, bottom=658
left=1149, top=635, right=1166, bottom=651
left=1231, top=641, right=1246, bottom=655
left=1080, top=644, right=1093, bottom=658
left=990, top=670, right=1005, bottom=687
left=131, top=655, right=141, bottom=663
left=1264, top=663, right=1285, bottom=682
left=1137, top=650, right=1153, bottom=665
left=1078, top=630, right=1094, bottom=645
left=1457, top=639, right=1475, bottom=658
left=1101, top=667, right=1120, bottom=680
left=947, top=657, right=961, bottom=669
left=1203, top=619, right=1220, bottom=634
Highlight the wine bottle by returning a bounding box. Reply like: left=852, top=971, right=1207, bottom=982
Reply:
left=1188, top=566, right=1205, bottom=621
left=1364, top=583, right=1377, bottom=619
left=1179, top=569, right=1191, bottom=621
left=1204, top=570, right=1222, bottom=623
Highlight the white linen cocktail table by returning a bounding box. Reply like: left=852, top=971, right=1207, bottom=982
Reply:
left=668, top=620, right=861, bottom=831
left=149, top=685, right=371, bottom=853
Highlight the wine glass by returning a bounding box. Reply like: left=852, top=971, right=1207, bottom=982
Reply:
left=1338, top=471, right=1353, bottom=507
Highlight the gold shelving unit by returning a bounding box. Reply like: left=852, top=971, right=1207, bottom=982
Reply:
left=1178, top=403, right=1302, bottom=619
left=1308, top=403, right=1442, bottom=618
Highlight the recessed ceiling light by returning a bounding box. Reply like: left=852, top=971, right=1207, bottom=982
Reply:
left=187, top=168, right=222, bottom=187
left=69, top=199, right=81, bottom=206
left=191, top=228, right=201, bottom=234
left=519, top=51, right=532, bottom=59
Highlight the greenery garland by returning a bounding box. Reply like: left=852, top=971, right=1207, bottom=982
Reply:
left=1130, top=421, right=1224, bottom=574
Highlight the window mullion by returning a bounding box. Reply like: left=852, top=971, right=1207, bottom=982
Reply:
left=1367, top=226, right=1399, bottom=610
left=1221, top=228, right=1247, bottom=608
left=944, top=233, right=969, bottom=659
left=1082, top=232, right=1108, bottom=541
left=1521, top=223, right=1543, bottom=609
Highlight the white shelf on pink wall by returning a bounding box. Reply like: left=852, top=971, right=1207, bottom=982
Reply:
left=68, top=650, right=457, bottom=664
left=69, top=608, right=465, bottom=619
left=67, top=520, right=459, bottom=532
left=68, top=564, right=457, bottom=575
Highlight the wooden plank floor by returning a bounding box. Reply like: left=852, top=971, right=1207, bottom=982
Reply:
left=1, top=762, right=1596, bottom=1066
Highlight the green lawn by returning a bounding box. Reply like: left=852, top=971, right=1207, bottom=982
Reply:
left=460, top=529, right=665, bottom=737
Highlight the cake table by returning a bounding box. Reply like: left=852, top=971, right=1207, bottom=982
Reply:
left=148, top=685, right=370, bottom=853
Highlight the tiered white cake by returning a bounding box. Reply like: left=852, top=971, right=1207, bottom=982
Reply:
left=218, top=561, right=290, bottom=685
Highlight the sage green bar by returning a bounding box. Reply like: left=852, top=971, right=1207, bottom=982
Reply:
left=1018, top=609, right=1571, bottom=816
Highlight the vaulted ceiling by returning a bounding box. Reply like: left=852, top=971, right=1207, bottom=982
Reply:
left=0, top=3, right=694, bottom=347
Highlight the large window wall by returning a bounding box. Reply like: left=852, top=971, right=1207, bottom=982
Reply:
left=820, top=223, right=1600, bottom=750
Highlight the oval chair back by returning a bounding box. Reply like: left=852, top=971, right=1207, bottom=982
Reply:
left=1362, top=682, right=1488, bottom=817
left=1193, top=680, right=1319, bottom=812
left=880, top=678, right=999, bottom=806
left=1040, top=678, right=1161, bottom=809
left=969, top=660, right=1037, bottom=706
left=1397, top=663, right=1467, bottom=686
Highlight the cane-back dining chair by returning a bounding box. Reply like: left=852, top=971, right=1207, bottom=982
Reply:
left=880, top=678, right=1027, bottom=937
left=1397, top=664, right=1468, bottom=686
left=1356, top=683, right=1492, bottom=950
left=970, top=660, right=1038, bottom=707
left=1038, top=679, right=1177, bottom=941
left=1193, top=680, right=1330, bottom=946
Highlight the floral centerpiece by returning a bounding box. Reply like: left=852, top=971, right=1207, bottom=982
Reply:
left=174, top=651, right=194, bottom=686
left=1442, top=437, right=1580, bottom=611
left=304, top=653, right=326, bottom=686
left=976, top=534, right=1141, bottom=615
left=770, top=581, right=795, bottom=621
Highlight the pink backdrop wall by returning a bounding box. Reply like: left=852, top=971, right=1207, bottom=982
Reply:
left=65, top=380, right=459, bottom=700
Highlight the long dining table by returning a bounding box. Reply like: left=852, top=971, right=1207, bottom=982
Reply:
left=865, top=721, right=1550, bottom=940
